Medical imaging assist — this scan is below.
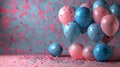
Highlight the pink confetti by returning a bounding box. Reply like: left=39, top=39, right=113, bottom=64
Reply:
left=23, top=3, right=30, bottom=9
left=0, top=8, right=9, bottom=13
left=14, top=25, right=19, bottom=30
left=38, top=0, right=41, bottom=2
left=49, top=7, right=55, bottom=13
left=25, top=38, right=29, bottom=42
left=19, top=33, right=25, bottom=39
left=57, top=29, right=62, bottom=39
left=24, top=0, right=28, bottom=3
left=48, top=2, right=51, bottom=5
left=48, top=24, right=56, bottom=34
left=19, top=11, right=28, bottom=18
left=71, top=1, right=75, bottom=5
left=38, top=10, right=45, bottom=20
left=35, top=41, right=40, bottom=46
left=3, top=17, right=11, bottom=30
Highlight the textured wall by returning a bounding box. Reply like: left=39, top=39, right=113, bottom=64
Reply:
left=0, top=0, right=120, bottom=54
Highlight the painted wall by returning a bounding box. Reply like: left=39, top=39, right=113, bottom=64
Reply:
left=0, top=0, right=120, bottom=54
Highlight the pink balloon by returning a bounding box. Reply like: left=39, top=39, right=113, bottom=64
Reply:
left=101, top=14, right=119, bottom=36
left=93, top=7, right=109, bottom=24
left=69, top=43, right=84, bottom=59
left=83, top=45, right=95, bottom=61
left=80, top=2, right=92, bottom=9
left=58, top=5, right=75, bottom=25
left=108, top=45, right=120, bottom=61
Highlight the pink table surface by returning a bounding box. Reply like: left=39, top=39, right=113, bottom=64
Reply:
left=0, top=54, right=120, bottom=67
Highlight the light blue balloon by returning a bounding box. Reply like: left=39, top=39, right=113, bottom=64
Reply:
left=87, top=23, right=104, bottom=42
left=93, top=0, right=109, bottom=10
left=48, top=42, right=63, bottom=57
left=63, top=22, right=80, bottom=42
left=93, top=43, right=112, bottom=62
left=74, top=7, right=92, bottom=28
left=110, top=4, right=120, bottom=17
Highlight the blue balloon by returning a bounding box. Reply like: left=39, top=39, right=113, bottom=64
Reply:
left=93, top=0, right=109, bottom=10
left=93, top=43, right=112, bottom=62
left=48, top=42, right=63, bottom=57
left=87, top=23, right=104, bottom=42
left=63, top=22, right=80, bottom=42
left=110, top=4, right=120, bottom=17
left=74, top=7, right=92, bottom=28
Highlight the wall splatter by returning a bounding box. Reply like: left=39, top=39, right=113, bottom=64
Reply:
left=0, top=0, right=120, bottom=55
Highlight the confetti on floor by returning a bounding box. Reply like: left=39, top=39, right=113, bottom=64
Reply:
left=0, top=54, right=120, bottom=67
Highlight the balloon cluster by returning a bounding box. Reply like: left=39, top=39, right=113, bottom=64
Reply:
left=57, top=0, right=120, bottom=62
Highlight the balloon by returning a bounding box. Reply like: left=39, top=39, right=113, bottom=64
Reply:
left=93, top=6, right=109, bottom=24
left=101, top=14, right=119, bottom=36
left=108, top=45, right=120, bottom=61
left=93, top=43, right=112, bottom=62
left=110, top=4, right=120, bottom=17
left=75, top=7, right=92, bottom=28
left=69, top=43, right=84, bottom=59
left=48, top=42, right=63, bottom=57
left=83, top=45, right=95, bottom=61
left=63, top=22, right=81, bottom=42
left=93, top=0, right=109, bottom=10
left=58, top=5, right=75, bottom=25
left=80, top=2, right=92, bottom=9
left=87, top=23, right=104, bottom=42
left=102, top=35, right=113, bottom=44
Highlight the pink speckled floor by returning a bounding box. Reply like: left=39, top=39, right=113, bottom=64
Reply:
left=0, top=54, right=120, bottom=67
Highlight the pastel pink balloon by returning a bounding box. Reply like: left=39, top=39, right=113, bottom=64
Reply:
left=101, top=14, right=119, bottom=36
left=58, top=5, right=75, bottom=25
left=108, top=45, right=120, bottom=61
left=80, top=2, right=92, bottom=9
left=69, top=43, right=84, bottom=59
left=83, top=45, right=95, bottom=61
left=93, top=7, right=109, bottom=24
